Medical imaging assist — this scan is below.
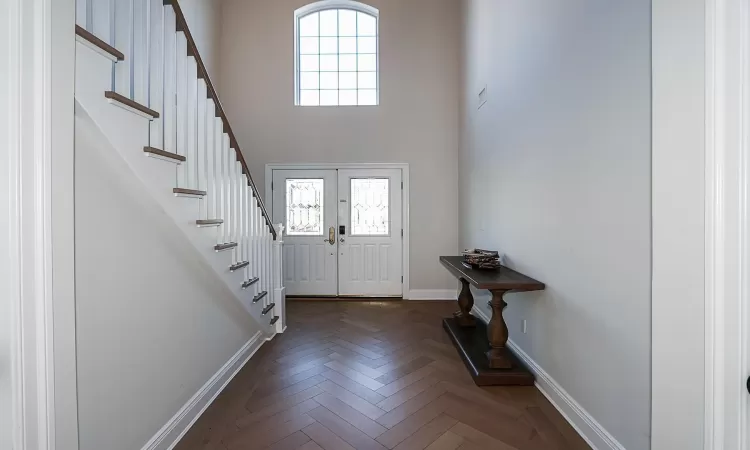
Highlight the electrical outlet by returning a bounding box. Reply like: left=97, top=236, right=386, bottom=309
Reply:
left=522, top=319, right=527, bottom=334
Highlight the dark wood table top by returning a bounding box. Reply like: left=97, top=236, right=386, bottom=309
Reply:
left=440, top=256, right=545, bottom=291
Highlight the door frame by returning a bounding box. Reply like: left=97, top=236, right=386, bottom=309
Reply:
left=704, top=0, right=749, bottom=447
left=3, top=0, right=79, bottom=448
left=265, top=163, right=411, bottom=298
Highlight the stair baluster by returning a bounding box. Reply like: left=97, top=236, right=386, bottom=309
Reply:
left=255, top=199, right=262, bottom=297
left=76, top=0, right=90, bottom=29
left=196, top=79, right=208, bottom=219
left=267, top=233, right=273, bottom=307
left=268, top=220, right=272, bottom=304
left=162, top=6, right=177, bottom=164
left=250, top=186, right=258, bottom=294
left=205, top=99, right=216, bottom=221
left=213, top=117, right=224, bottom=245
left=234, top=161, right=241, bottom=258
left=175, top=32, right=188, bottom=187
left=132, top=0, right=149, bottom=106
left=223, top=135, right=232, bottom=246
left=250, top=185, right=256, bottom=291
left=228, top=147, right=236, bottom=247
left=148, top=1, right=164, bottom=150
left=186, top=56, right=198, bottom=191
left=241, top=183, right=247, bottom=285
left=113, top=0, right=133, bottom=98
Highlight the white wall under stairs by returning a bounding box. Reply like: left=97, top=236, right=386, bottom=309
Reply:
left=73, top=1, right=285, bottom=449
left=75, top=106, right=265, bottom=450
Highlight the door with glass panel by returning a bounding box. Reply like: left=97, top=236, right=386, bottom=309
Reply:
left=272, top=170, right=338, bottom=296
left=272, top=168, right=403, bottom=297
left=337, top=169, right=402, bottom=296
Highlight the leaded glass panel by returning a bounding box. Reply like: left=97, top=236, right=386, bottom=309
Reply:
left=286, top=179, right=324, bottom=235
left=350, top=178, right=389, bottom=236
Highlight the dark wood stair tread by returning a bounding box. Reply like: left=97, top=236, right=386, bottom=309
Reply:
left=196, top=219, right=223, bottom=226
left=261, top=303, right=275, bottom=315
left=269, top=316, right=279, bottom=325
left=229, top=261, right=249, bottom=272
left=144, top=146, right=185, bottom=162
left=242, top=278, right=259, bottom=289
left=252, top=291, right=267, bottom=303
left=174, top=187, right=206, bottom=196
left=75, top=25, right=125, bottom=61
left=214, top=242, right=237, bottom=251
left=105, top=91, right=160, bottom=118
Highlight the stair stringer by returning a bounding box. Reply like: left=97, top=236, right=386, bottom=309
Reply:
left=75, top=42, right=274, bottom=335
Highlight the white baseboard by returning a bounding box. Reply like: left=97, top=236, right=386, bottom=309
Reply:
left=470, top=306, right=624, bottom=450
left=406, top=289, right=457, bottom=300
left=140, top=330, right=269, bottom=450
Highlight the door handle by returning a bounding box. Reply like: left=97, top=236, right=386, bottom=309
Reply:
left=323, top=226, right=335, bottom=245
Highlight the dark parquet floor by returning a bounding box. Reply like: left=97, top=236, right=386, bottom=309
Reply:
left=175, top=300, right=591, bottom=450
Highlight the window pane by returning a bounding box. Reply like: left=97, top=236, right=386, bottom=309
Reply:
left=358, top=36, right=376, bottom=54
left=358, top=89, right=377, bottom=106
left=339, top=90, right=357, bottom=105
left=300, top=72, right=319, bottom=89
left=339, top=54, right=356, bottom=71
left=357, top=12, right=376, bottom=36
left=320, top=37, right=337, bottom=54
left=299, top=13, right=319, bottom=36
left=299, top=37, right=319, bottom=55
left=351, top=178, right=389, bottom=235
left=296, top=8, right=379, bottom=107
left=300, top=55, right=319, bottom=72
left=339, top=37, right=356, bottom=54
left=358, top=54, right=376, bottom=71
left=320, top=55, right=338, bottom=71
left=286, top=179, right=324, bottom=235
left=339, top=72, right=356, bottom=89
left=299, top=90, right=319, bottom=106
left=320, top=10, right=337, bottom=36
left=339, top=9, right=357, bottom=36
left=358, top=71, right=376, bottom=89
left=320, top=90, right=338, bottom=106
left=320, top=72, right=338, bottom=89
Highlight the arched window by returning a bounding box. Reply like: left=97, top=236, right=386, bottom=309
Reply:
left=294, top=0, right=379, bottom=106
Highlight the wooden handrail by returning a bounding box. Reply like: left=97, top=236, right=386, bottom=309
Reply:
left=164, top=0, right=277, bottom=240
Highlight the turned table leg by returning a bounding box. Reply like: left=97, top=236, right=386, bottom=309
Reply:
left=486, top=289, right=513, bottom=369
left=452, top=278, right=477, bottom=327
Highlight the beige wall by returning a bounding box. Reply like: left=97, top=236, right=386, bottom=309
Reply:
left=460, top=1, right=651, bottom=449
left=218, top=0, right=461, bottom=291
left=180, top=0, right=223, bottom=77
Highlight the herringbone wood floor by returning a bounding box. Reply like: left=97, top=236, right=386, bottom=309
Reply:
left=175, top=300, right=591, bottom=450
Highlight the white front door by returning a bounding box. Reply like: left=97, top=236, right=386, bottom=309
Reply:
left=271, top=167, right=403, bottom=297
left=338, top=169, right=402, bottom=296
left=272, top=170, right=338, bottom=296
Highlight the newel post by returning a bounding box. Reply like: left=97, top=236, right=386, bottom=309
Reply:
left=272, top=223, right=286, bottom=333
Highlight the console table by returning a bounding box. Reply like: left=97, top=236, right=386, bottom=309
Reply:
left=440, top=256, right=545, bottom=386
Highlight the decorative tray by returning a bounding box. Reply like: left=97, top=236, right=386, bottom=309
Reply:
left=462, top=248, right=501, bottom=270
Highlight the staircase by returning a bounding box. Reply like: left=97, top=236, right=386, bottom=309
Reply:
left=73, top=0, right=285, bottom=333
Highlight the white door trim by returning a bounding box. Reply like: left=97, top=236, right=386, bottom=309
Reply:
left=2, top=0, right=78, bottom=448
left=265, top=163, right=411, bottom=298
left=704, top=0, right=749, bottom=448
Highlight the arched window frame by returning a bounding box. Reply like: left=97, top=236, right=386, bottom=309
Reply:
left=294, top=0, right=380, bottom=106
